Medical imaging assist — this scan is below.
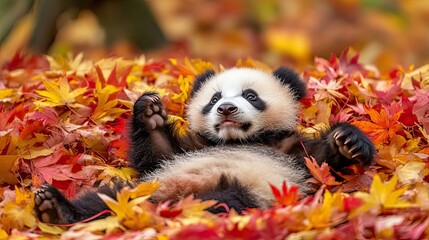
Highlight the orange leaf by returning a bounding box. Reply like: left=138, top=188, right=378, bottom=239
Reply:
left=305, top=156, right=341, bottom=186
left=0, top=155, right=18, bottom=184
left=419, top=147, right=429, bottom=155
left=110, top=138, right=129, bottom=159
left=352, top=107, right=403, bottom=144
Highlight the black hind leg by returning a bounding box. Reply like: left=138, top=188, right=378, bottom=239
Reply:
left=34, top=183, right=126, bottom=224
left=34, top=184, right=93, bottom=224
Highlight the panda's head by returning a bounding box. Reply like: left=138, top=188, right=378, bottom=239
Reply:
left=187, top=67, right=306, bottom=142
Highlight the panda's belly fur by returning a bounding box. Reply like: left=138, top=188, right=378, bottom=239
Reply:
left=143, top=145, right=307, bottom=209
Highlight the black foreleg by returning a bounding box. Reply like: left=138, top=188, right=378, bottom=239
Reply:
left=281, top=122, right=375, bottom=172
left=128, top=92, right=178, bottom=176
left=301, top=122, right=375, bottom=171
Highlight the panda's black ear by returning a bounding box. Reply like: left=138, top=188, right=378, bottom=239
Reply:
left=273, top=67, right=306, bottom=100
left=191, top=70, right=216, bottom=96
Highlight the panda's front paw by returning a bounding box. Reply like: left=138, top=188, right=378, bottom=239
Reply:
left=330, top=123, right=375, bottom=167
left=134, top=92, right=168, bottom=130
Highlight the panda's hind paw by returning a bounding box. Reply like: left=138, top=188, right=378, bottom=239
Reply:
left=134, top=92, right=168, bottom=130
left=34, top=184, right=76, bottom=224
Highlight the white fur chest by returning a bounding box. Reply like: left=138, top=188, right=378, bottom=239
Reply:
left=144, top=145, right=307, bottom=208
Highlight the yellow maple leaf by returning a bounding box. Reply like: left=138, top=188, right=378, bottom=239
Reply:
left=69, top=216, right=124, bottom=235
left=94, top=166, right=137, bottom=185
left=178, top=195, right=218, bottom=219
left=129, top=181, right=160, bottom=199
left=299, top=123, right=331, bottom=138
left=35, top=77, right=87, bottom=108
left=91, top=92, right=128, bottom=124
left=377, top=135, right=423, bottom=168
left=351, top=174, right=412, bottom=217
left=97, top=182, right=160, bottom=230
left=166, top=115, right=189, bottom=138
left=37, top=222, right=65, bottom=235
left=396, top=161, right=426, bottom=184
left=171, top=75, right=193, bottom=103
left=91, top=79, right=131, bottom=124
left=307, top=190, right=345, bottom=229
left=0, top=187, right=36, bottom=233
left=98, top=187, right=133, bottom=220
left=121, top=205, right=155, bottom=230
left=46, top=52, right=93, bottom=76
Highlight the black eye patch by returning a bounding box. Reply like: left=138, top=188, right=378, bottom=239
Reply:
left=242, top=89, right=266, bottom=111
left=202, top=92, right=222, bottom=115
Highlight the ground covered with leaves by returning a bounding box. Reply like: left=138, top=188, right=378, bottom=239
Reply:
left=0, top=50, right=428, bottom=239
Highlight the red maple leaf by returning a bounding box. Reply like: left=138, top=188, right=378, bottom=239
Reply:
left=269, top=181, right=302, bottom=207
left=157, top=200, right=183, bottom=218
left=3, top=50, right=49, bottom=71
left=32, top=150, right=72, bottom=185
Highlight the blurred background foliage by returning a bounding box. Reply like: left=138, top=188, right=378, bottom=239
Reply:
left=1, top=0, right=428, bottom=72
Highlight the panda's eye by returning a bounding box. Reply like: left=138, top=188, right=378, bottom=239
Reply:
left=245, top=93, right=257, bottom=101
left=210, top=97, right=219, bottom=104
left=210, top=93, right=221, bottom=104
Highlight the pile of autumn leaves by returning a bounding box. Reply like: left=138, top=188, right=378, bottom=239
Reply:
left=0, top=51, right=428, bottom=239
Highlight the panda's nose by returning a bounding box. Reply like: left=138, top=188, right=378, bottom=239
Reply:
left=217, top=104, right=238, bottom=115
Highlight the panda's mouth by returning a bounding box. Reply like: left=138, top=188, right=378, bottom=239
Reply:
left=221, top=120, right=241, bottom=127
left=215, top=120, right=251, bottom=131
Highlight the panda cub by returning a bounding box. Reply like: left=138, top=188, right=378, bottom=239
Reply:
left=34, top=67, right=375, bottom=224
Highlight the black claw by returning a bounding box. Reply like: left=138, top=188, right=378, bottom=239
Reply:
left=334, top=131, right=347, bottom=140
left=345, top=134, right=358, bottom=145
left=344, top=137, right=352, bottom=145
left=349, top=145, right=358, bottom=153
